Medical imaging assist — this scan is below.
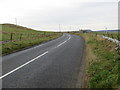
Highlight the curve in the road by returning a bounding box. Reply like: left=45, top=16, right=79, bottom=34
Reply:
left=1, top=34, right=71, bottom=79
left=2, top=33, right=85, bottom=88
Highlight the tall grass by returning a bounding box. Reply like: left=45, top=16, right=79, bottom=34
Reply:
left=1, top=24, right=62, bottom=55
left=94, top=31, right=120, bottom=40
left=86, top=34, right=119, bottom=88
left=71, top=32, right=119, bottom=88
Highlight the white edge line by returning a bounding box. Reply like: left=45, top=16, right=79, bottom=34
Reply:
left=0, top=51, right=48, bottom=79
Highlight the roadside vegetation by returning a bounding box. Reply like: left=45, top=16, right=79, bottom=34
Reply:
left=1, top=24, right=62, bottom=55
left=71, top=32, right=119, bottom=88
left=94, top=31, right=120, bottom=40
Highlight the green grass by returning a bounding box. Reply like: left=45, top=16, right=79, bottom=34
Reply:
left=1, top=24, right=62, bottom=55
left=87, top=34, right=119, bottom=88
left=94, top=32, right=120, bottom=40
left=71, top=32, right=119, bottom=88
left=2, top=24, right=59, bottom=41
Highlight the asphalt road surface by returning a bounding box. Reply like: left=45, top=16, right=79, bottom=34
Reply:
left=2, top=33, right=85, bottom=88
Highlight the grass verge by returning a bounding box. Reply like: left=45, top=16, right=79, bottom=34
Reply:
left=71, top=33, right=119, bottom=88
left=2, top=34, right=61, bottom=55
left=1, top=24, right=62, bottom=55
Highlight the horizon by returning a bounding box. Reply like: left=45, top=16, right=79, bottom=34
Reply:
left=1, top=23, right=119, bottom=32
left=0, top=0, right=118, bottom=31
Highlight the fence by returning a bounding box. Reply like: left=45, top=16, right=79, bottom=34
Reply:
left=94, top=31, right=120, bottom=41
left=102, top=36, right=120, bottom=46
left=1, top=31, right=57, bottom=44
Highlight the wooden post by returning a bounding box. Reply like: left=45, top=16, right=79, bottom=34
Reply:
left=10, top=33, right=13, bottom=41
left=20, top=34, right=22, bottom=40
left=111, top=34, right=113, bottom=39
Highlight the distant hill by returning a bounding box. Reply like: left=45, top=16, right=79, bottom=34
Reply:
left=1, top=23, right=61, bottom=55
left=2, top=23, right=33, bottom=30
left=2, top=24, right=40, bottom=33
left=95, top=30, right=120, bottom=32
left=1, top=23, right=45, bottom=34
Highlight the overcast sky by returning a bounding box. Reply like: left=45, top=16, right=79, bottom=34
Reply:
left=0, top=0, right=119, bottom=31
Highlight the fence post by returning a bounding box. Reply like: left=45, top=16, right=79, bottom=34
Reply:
left=96, top=32, right=98, bottom=44
left=118, top=35, right=120, bottom=41
left=38, top=34, right=39, bottom=38
left=10, top=33, right=13, bottom=41
left=28, top=34, right=29, bottom=39
left=111, top=34, right=113, bottom=39
left=107, top=32, right=109, bottom=37
left=20, top=34, right=22, bottom=40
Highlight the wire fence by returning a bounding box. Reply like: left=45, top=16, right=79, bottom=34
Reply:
left=1, top=31, right=57, bottom=44
left=102, top=32, right=120, bottom=41
left=97, top=32, right=120, bottom=55
left=102, top=36, right=120, bottom=46
left=94, top=32, right=120, bottom=55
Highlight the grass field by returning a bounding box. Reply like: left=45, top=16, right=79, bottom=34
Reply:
left=71, top=32, right=119, bottom=88
left=1, top=24, right=62, bottom=55
left=94, top=31, right=120, bottom=40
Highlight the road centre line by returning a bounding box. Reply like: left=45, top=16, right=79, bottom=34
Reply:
left=55, top=35, right=71, bottom=48
left=0, top=51, right=48, bottom=79
left=0, top=34, right=71, bottom=79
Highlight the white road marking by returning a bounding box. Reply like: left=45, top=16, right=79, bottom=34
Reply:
left=56, top=40, right=67, bottom=47
left=1, top=34, right=71, bottom=79
left=55, top=35, right=71, bottom=48
left=0, top=51, right=48, bottom=79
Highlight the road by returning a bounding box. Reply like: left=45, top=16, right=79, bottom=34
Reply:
left=2, top=33, right=85, bottom=88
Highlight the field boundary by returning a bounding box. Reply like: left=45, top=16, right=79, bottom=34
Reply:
left=1, top=31, right=57, bottom=44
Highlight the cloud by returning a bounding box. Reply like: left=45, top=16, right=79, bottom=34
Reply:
left=0, top=0, right=118, bottom=31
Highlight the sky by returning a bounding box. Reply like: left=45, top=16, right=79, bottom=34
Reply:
left=0, top=0, right=119, bottom=31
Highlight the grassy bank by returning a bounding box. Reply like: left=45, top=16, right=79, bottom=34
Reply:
left=71, top=33, right=119, bottom=88
left=1, top=24, right=62, bottom=55
left=94, top=32, right=120, bottom=40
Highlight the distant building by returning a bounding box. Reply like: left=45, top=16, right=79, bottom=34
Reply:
left=79, top=29, right=92, bottom=33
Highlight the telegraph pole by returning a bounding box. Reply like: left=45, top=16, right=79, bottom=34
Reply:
left=105, top=27, right=107, bottom=33
left=70, top=25, right=71, bottom=31
left=15, top=18, right=17, bottom=25
left=105, top=27, right=107, bottom=31
left=59, top=24, right=61, bottom=32
left=105, top=27, right=109, bottom=37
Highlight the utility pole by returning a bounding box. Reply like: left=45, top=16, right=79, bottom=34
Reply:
left=15, top=18, right=17, bottom=25
left=59, top=24, right=61, bottom=32
left=105, top=27, right=107, bottom=31
left=105, top=27, right=107, bottom=34
left=105, top=27, right=109, bottom=37
left=69, top=25, right=71, bottom=30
